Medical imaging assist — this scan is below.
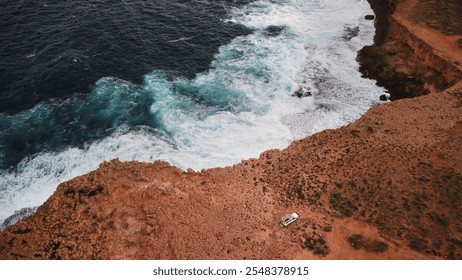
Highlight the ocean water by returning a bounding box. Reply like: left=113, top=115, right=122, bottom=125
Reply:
left=0, top=0, right=385, bottom=227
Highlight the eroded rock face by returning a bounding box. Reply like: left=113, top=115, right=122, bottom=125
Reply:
left=358, top=0, right=462, bottom=100
left=1, top=0, right=462, bottom=260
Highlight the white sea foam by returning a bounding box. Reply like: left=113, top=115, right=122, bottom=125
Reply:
left=0, top=0, right=385, bottom=226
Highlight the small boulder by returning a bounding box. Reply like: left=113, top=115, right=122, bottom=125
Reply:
left=342, top=26, right=360, bottom=41
left=293, top=87, right=312, bottom=98
left=365, top=15, right=375, bottom=20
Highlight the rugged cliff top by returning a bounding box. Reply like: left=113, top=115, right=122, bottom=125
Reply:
left=1, top=0, right=461, bottom=260
left=399, top=0, right=462, bottom=69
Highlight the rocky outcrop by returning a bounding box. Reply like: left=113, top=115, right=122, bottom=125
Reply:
left=358, top=0, right=462, bottom=100
left=1, top=0, right=461, bottom=260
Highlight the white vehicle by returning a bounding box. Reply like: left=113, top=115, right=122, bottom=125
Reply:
left=280, top=212, right=300, bottom=227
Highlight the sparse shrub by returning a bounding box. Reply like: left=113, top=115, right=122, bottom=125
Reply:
left=348, top=234, right=364, bottom=250
left=329, top=193, right=358, bottom=217
left=303, top=233, right=331, bottom=257
left=364, top=240, right=389, bottom=253
left=427, top=212, right=449, bottom=228
left=323, top=225, right=332, bottom=232
left=294, top=186, right=305, bottom=200
left=408, top=234, right=428, bottom=252
left=348, top=234, right=389, bottom=253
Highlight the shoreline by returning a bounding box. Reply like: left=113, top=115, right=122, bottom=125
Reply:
left=1, top=0, right=461, bottom=260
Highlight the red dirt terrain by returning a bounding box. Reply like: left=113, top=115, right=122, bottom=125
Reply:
left=1, top=0, right=461, bottom=259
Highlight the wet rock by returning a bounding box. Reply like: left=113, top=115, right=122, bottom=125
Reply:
left=343, top=26, right=360, bottom=41
left=1, top=207, right=38, bottom=229
left=293, top=87, right=312, bottom=98
left=264, top=25, right=285, bottom=37
left=365, top=15, right=375, bottom=20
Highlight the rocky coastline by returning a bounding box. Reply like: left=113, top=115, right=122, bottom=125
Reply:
left=1, top=0, right=461, bottom=259
left=359, top=0, right=462, bottom=100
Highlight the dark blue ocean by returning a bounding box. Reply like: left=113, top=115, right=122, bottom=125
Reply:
left=0, top=0, right=384, bottom=226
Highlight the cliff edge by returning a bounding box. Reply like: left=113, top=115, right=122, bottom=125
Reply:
left=1, top=0, right=461, bottom=260
left=359, top=0, right=462, bottom=100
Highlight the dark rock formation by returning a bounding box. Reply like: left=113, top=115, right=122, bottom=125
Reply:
left=293, top=86, right=312, bottom=98
left=365, top=15, right=375, bottom=20
left=342, top=26, right=360, bottom=41
left=357, top=0, right=462, bottom=100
